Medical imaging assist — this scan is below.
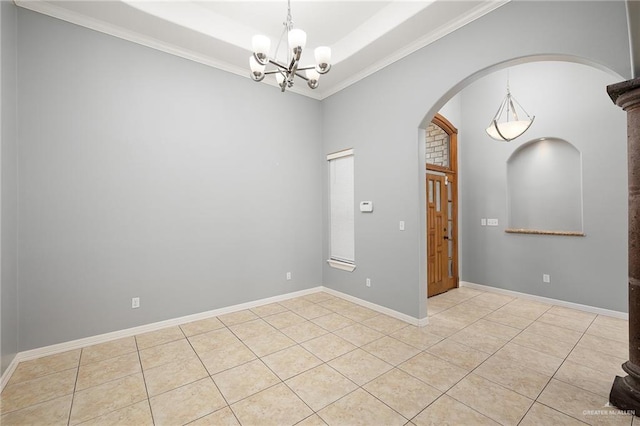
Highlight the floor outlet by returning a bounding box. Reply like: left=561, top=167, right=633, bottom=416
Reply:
left=132, top=297, right=140, bottom=309
left=366, top=278, right=371, bottom=287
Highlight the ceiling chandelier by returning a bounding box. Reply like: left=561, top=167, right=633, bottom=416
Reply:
left=486, top=79, right=535, bottom=141
left=249, top=0, right=331, bottom=92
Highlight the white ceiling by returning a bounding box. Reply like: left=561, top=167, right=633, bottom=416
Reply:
left=15, top=0, right=509, bottom=99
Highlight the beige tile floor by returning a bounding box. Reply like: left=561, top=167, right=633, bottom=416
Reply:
left=0, top=288, right=635, bottom=425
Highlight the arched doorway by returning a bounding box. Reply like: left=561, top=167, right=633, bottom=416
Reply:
left=418, top=58, right=627, bottom=317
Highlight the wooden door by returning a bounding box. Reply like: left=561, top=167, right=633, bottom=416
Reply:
left=427, top=173, right=448, bottom=297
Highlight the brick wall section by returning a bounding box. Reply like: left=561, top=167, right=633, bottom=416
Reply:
left=426, top=123, right=449, bottom=167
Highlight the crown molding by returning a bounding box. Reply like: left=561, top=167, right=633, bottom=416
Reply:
left=14, top=0, right=507, bottom=101
left=319, top=0, right=510, bottom=100
left=14, top=0, right=323, bottom=100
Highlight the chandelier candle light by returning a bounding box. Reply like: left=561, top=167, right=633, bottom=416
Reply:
left=249, top=0, right=331, bottom=92
left=485, top=79, right=535, bottom=141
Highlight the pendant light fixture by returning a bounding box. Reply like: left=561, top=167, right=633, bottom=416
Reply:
left=486, top=78, right=535, bottom=141
left=249, top=0, right=331, bottom=92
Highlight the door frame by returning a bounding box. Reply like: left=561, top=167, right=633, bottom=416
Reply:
left=426, top=113, right=459, bottom=296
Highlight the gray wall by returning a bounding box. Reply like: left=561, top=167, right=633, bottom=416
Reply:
left=5, top=0, right=634, bottom=354
left=17, top=9, right=323, bottom=351
left=321, top=1, right=631, bottom=318
left=1, top=0, right=19, bottom=374
left=457, top=61, right=627, bottom=311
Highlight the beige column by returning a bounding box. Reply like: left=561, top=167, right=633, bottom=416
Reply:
left=609, top=77, right=640, bottom=414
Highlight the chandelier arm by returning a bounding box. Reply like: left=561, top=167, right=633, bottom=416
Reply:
left=508, top=96, right=519, bottom=121
left=493, top=119, right=511, bottom=141
left=296, top=65, right=316, bottom=71
left=268, top=59, right=289, bottom=71
left=521, top=116, right=535, bottom=133
left=492, top=95, right=508, bottom=121
left=287, top=55, right=300, bottom=83
left=290, top=63, right=299, bottom=80
left=294, top=71, right=309, bottom=81
left=510, top=96, right=533, bottom=120
left=273, top=22, right=288, bottom=65
left=288, top=51, right=301, bottom=72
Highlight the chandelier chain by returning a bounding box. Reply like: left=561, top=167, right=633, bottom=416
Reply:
left=286, top=0, right=293, bottom=30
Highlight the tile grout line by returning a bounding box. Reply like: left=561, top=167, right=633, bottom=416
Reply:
left=0, top=291, right=522, bottom=423
left=66, top=342, right=149, bottom=425
left=405, top=291, right=499, bottom=423
left=3, top=290, right=628, bottom=425
left=205, top=292, right=468, bottom=424
left=240, top=296, right=408, bottom=425
left=246, top=296, right=353, bottom=424
left=523, top=313, right=605, bottom=426
left=421, top=294, right=554, bottom=424
left=181, top=322, right=243, bottom=426
left=65, top=351, right=81, bottom=426
left=0, top=364, right=81, bottom=419
left=211, top=298, right=336, bottom=424
left=270, top=299, right=363, bottom=423
left=429, top=291, right=613, bottom=426
left=318, top=292, right=481, bottom=424
left=133, top=335, right=156, bottom=426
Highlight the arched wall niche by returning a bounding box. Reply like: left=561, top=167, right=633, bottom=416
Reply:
left=506, top=137, right=584, bottom=235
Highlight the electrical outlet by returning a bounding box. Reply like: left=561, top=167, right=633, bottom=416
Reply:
left=366, top=278, right=371, bottom=287
left=399, top=221, right=405, bottom=231
left=487, top=218, right=499, bottom=226
left=131, top=297, right=140, bottom=309
left=286, top=272, right=292, bottom=280
left=543, top=274, right=550, bottom=283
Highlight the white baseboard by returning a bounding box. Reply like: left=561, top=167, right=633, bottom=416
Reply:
left=321, top=288, right=428, bottom=326
left=460, top=281, right=628, bottom=320
left=0, top=356, right=20, bottom=391
left=4, top=280, right=622, bottom=390
left=0, top=286, right=323, bottom=391
left=0, top=285, right=426, bottom=391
